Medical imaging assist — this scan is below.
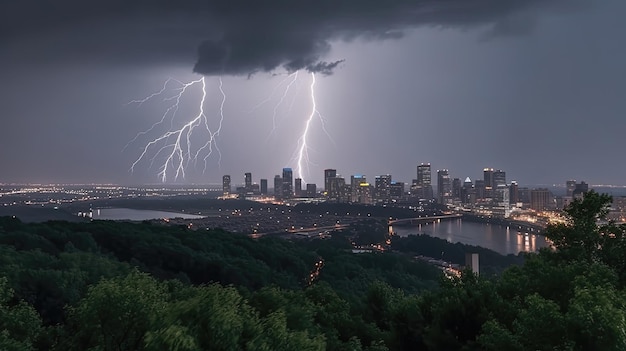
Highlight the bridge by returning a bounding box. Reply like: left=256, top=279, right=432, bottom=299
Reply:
left=388, top=214, right=463, bottom=225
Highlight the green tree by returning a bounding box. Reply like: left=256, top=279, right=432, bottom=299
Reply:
left=0, top=277, right=42, bottom=351
left=66, top=271, right=166, bottom=351
left=545, top=191, right=614, bottom=262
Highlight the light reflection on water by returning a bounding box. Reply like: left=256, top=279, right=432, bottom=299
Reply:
left=390, top=218, right=549, bottom=255
left=92, top=208, right=205, bottom=221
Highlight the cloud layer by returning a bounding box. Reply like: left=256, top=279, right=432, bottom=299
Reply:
left=1, top=0, right=576, bottom=76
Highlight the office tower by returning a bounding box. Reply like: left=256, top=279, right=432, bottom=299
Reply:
left=518, top=187, right=531, bottom=204
left=324, top=169, right=337, bottom=193
left=566, top=180, right=577, bottom=197
left=416, top=163, right=433, bottom=199
left=509, top=181, right=519, bottom=204
left=452, top=178, right=462, bottom=200
left=274, top=175, right=282, bottom=199
left=306, top=183, right=316, bottom=198
left=350, top=175, right=367, bottom=202
left=260, top=179, right=268, bottom=195
left=375, top=174, right=392, bottom=203
left=244, top=172, right=252, bottom=192
left=462, top=177, right=476, bottom=204
left=282, top=168, right=293, bottom=198
left=437, top=169, right=451, bottom=204
left=357, top=182, right=373, bottom=204
left=495, top=184, right=510, bottom=217
left=222, top=175, right=231, bottom=195
left=494, top=170, right=506, bottom=188
left=417, top=163, right=431, bottom=185
left=295, top=178, right=303, bottom=197
left=531, top=188, right=553, bottom=211
left=475, top=179, right=486, bottom=200
left=483, top=168, right=494, bottom=199
left=390, top=181, right=404, bottom=200
left=328, top=176, right=346, bottom=202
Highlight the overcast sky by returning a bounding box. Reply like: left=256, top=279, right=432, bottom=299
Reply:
left=1, top=0, right=625, bottom=187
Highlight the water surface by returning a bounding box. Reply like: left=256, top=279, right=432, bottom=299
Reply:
left=390, top=218, right=549, bottom=255
left=91, top=208, right=205, bottom=221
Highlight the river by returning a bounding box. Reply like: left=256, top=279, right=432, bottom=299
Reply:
left=389, top=218, right=550, bottom=255
left=90, top=208, right=206, bottom=221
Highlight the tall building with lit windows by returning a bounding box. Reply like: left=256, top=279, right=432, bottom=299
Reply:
left=274, top=175, right=282, bottom=199
left=328, top=175, right=346, bottom=202
left=350, top=175, right=367, bottom=202
left=324, top=169, right=337, bottom=194
left=531, top=188, right=553, bottom=211
left=294, top=178, right=303, bottom=197
left=414, top=163, right=433, bottom=199
left=566, top=180, right=577, bottom=197
left=509, top=181, right=519, bottom=204
left=483, top=168, right=494, bottom=199
left=375, top=175, right=392, bottom=203
left=244, top=172, right=252, bottom=192
left=222, top=175, right=231, bottom=195
left=260, top=179, right=268, bottom=195
left=437, top=169, right=451, bottom=204
left=493, top=170, right=506, bottom=188
left=282, top=168, right=293, bottom=198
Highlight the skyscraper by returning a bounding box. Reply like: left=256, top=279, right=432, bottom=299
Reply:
left=350, top=175, right=367, bottom=203
left=415, top=163, right=433, bottom=199
left=274, top=175, right=282, bottom=199
left=437, top=169, right=451, bottom=204
left=483, top=168, right=494, bottom=199
left=390, top=182, right=404, bottom=200
left=509, top=181, right=519, bottom=204
left=531, top=188, right=553, bottom=211
left=244, top=172, right=252, bottom=192
left=328, top=175, right=346, bottom=202
left=306, top=183, right=316, bottom=198
left=282, top=168, right=293, bottom=199
left=222, top=175, right=231, bottom=196
left=417, top=163, right=431, bottom=186
left=462, top=177, right=476, bottom=204
left=494, top=170, right=506, bottom=188
left=295, top=178, right=303, bottom=197
left=260, top=179, right=268, bottom=195
left=452, top=178, right=462, bottom=200
left=356, top=182, right=373, bottom=204
left=375, top=175, right=392, bottom=203
left=475, top=179, right=486, bottom=200
left=324, top=169, right=337, bottom=193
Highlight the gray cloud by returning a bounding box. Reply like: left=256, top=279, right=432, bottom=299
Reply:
left=1, top=0, right=579, bottom=76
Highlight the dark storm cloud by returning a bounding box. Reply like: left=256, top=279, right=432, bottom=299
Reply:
left=1, top=0, right=578, bottom=76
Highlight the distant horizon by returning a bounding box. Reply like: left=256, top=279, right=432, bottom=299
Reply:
left=2, top=181, right=626, bottom=189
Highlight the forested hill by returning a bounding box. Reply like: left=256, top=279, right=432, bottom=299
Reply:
left=2, top=191, right=626, bottom=350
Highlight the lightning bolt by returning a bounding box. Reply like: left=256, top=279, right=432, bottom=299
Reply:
left=268, top=71, right=299, bottom=138
left=248, top=71, right=300, bottom=140
left=295, top=72, right=318, bottom=183
left=127, top=76, right=225, bottom=182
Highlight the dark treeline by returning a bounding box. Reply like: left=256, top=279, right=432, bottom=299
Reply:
left=1, top=191, right=626, bottom=350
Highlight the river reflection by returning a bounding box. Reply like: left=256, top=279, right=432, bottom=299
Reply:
left=389, top=218, right=549, bottom=255
left=91, top=208, right=206, bottom=221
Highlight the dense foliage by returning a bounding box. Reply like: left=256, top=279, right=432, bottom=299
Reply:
left=0, top=191, right=624, bottom=350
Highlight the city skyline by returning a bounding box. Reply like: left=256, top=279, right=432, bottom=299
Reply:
left=219, top=164, right=597, bottom=192
left=1, top=1, right=625, bottom=186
